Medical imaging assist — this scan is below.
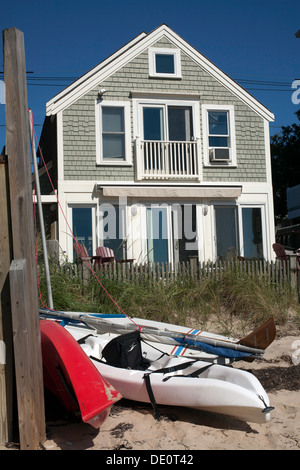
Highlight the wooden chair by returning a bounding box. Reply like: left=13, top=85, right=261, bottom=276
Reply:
left=272, top=243, right=288, bottom=262
left=74, top=242, right=90, bottom=262
left=73, top=242, right=102, bottom=267
left=95, top=246, right=115, bottom=267
left=94, top=246, right=135, bottom=269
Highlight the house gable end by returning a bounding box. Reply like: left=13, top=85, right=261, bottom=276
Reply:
left=46, top=24, right=274, bottom=122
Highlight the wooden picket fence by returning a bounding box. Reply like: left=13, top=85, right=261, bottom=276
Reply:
left=65, top=256, right=300, bottom=298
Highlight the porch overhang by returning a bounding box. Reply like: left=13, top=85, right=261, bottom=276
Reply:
left=98, top=185, right=242, bottom=199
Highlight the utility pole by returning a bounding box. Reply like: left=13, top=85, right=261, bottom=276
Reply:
left=3, top=27, right=45, bottom=450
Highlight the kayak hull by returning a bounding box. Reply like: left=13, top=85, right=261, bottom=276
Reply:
left=65, top=323, right=273, bottom=424
left=40, top=320, right=121, bottom=428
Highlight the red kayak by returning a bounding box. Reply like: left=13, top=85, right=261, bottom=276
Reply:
left=40, top=319, right=121, bottom=428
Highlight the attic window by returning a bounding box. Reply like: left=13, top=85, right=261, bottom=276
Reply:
left=149, top=47, right=181, bottom=78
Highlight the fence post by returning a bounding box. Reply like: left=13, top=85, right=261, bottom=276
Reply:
left=289, top=255, right=300, bottom=303
left=290, top=255, right=299, bottom=301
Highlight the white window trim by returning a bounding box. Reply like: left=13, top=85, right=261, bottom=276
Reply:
left=202, top=104, right=237, bottom=166
left=148, top=47, right=182, bottom=79
left=95, top=100, right=132, bottom=165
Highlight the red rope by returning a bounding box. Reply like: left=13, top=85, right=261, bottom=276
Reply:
left=29, top=109, right=140, bottom=328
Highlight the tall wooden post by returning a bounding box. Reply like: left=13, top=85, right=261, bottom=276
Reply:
left=0, top=153, right=14, bottom=445
left=3, top=27, right=45, bottom=449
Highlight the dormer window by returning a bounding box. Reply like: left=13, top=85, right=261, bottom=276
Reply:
left=149, top=47, right=181, bottom=78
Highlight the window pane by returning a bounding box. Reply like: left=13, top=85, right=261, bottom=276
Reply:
left=143, top=107, right=164, bottom=140
left=209, top=136, right=228, bottom=147
left=208, top=111, right=228, bottom=135
left=176, top=204, right=197, bottom=262
left=102, top=107, right=124, bottom=132
left=103, top=134, right=125, bottom=160
left=168, top=106, right=193, bottom=141
left=215, top=206, right=238, bottom=259
left=102, top=206, right=124, bottom=260
left=242, top=208, right=263, bottom=258
left=155, top=54, right=175, bottom=74
left=147, top=207, right=168, bottom=263
left=72, top=207, right=93, bottom=257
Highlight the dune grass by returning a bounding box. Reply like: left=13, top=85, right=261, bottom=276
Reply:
left=37, top=258, right=299, bottom=338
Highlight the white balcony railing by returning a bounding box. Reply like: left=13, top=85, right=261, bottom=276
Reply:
left=135, top=139, right=201, bottom=181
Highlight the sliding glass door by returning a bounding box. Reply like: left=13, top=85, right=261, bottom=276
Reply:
left=214, top=205, right=238, bottom=260
left=242, top=207, right=264, bottom=259
left=98, top=205, right=125, bottom=260
left=214, top=204, right=265, bottom=260
left=147, top=206, right=169, bottom=263
left=142, top=105, right=193, bottom=142
left=71, top=205, right=96, bottom=259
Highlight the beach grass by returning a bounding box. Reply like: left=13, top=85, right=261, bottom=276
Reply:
left=37, top=257, right=299, bottom=338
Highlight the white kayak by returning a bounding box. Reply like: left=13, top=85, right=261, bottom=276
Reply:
left=39, top=309, right=276, bottom=364
left=60, top=322, right=274, bottom=424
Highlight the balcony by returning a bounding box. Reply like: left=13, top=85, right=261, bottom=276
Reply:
left=135, top=139, right=201, bottom=181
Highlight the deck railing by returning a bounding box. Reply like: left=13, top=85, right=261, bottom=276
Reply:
left=135, top=139, right=201, bottom=181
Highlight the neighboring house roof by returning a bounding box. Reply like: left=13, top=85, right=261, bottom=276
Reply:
left=46, top=24, right=274, bottom=122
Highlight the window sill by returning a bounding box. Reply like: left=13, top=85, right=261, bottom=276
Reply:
left=148, top=74, right=182, bottom=79
left=204, top=163, right=237, bottom=168
left=96, top=161, right=133, bottom=166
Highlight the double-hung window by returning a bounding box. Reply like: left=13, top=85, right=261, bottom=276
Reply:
left=96, top=100, right=131, bottom=165
left=202, top=104, right=236, bottom=166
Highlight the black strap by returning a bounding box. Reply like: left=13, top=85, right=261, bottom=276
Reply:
left=143, top=373, right=160, bottom=420
left=90, top=355, right=107, bottom=365
left=145, top=359, right=198, bottom=376
left=77, top=334, right=95, bottom=344
left=141, top=338, right=169, bottom=361
left=162, top=363, right=213, bottom=381
left=142, top=359, right=198, bottom=420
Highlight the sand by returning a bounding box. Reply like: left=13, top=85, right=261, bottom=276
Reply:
left=41, top=333, right=300, bottom=451
left=1, top=332, right=299, bottom=451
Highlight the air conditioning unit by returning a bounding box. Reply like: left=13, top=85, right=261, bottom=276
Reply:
left=209, top=148, right=231, bottom=162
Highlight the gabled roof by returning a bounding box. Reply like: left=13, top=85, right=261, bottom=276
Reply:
left=46, top=24, right=274, bottom=121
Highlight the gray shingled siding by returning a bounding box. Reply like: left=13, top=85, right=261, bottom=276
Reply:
left=62, top=38, right=267, bottom=182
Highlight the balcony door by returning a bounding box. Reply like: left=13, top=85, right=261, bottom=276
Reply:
left=141, top=103, right=194, bottom=175
left=143, top=105, right=193, bottom=142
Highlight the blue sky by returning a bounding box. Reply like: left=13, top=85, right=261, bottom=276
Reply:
left=1, top=0, right=299, bottom=147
